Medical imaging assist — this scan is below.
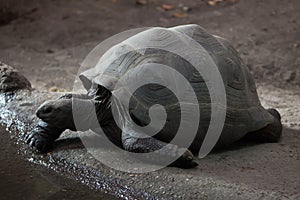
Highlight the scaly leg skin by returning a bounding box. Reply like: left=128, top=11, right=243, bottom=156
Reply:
left=122, top=128, right=198, bottom=169
left=26, top=120, right=65, bottom=153
left=59, top=93, right=91, bottom=100
left=244, top=108, right=283, bottom=142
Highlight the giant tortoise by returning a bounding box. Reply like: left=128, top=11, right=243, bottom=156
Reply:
left=26, top=24, right=282, bottom=168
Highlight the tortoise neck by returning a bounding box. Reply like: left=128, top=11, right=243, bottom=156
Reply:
left=88, top=86, right=114, bottom=127
left=94, top=97, right=113, bottom=126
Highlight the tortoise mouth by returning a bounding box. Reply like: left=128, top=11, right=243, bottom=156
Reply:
left=38, top=116, right=51, bottom=123
left=36, top=107, right=52, bottom=120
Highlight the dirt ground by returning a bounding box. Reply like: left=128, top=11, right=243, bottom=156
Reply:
left=1, top=0, right=299, bottom=130
left=0, top=0, right=299, bottom=199
left=0, top=0, right=299, bottom=91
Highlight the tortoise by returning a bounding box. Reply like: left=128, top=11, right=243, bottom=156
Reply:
left=26, top=24, right=282, bottom=168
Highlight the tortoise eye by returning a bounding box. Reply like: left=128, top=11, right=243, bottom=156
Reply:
left=43, top=106, right=52, bottom=114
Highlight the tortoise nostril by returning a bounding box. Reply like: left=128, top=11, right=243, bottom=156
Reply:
left=43, top=106, right=52, bottom=114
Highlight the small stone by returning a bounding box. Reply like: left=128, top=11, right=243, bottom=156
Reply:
left=183, top=6, right=191, bottom=12
left=47, top=49, right=54, bottom=53
left=172, top=12, right=187, bottom=18
left=178, top=4, right=191, bottom=12
left=16, top=96, right=23, bottom=101
left=19, top=102, right=34, bottom=107
left=208, top=0, right=224, bottom=6
left=161, top=4, right=174, bottom=11
left=293, top=43, right=300, bottom=49
left=136, top=0, right=147, bottom=5
left=208, top=1, right=217, bottom=6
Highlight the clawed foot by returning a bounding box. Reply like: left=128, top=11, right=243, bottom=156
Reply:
left=26, top=129, right=54, bottom=153
left=26, top=120, right=64, bottom=153
left=170, top=149, right=198, bottom=169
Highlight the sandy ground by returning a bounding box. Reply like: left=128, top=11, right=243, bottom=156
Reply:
left=0, top=0, right=299, bottom=199
left=0, top=0, right=299, bottom=91
left=0, top=0, right=299, bottom=128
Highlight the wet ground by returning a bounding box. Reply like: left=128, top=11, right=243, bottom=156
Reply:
left=0, top=126, right=116, bottom=200
left=0, top=86, right=298, bottom=199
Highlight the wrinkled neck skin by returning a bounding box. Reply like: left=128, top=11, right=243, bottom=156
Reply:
left=93, top=86, right=114, bottom=127
left=72, top=96, right=113, bottom=131
left=88, top=86, right=122, bottom=146
left=94, top=97, right=114, bottom=127
left=77, top=94, right=123, bottom=147
left=94, top=97, right=123, bottom=147
left=72, top=85, right=111, bottom=129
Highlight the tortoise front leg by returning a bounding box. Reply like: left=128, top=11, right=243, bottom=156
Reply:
left=26, top=120, right=65, bottom=152
left=27, top=97, right=99, bottom=152
left=122, top=128, right=198, bottom=168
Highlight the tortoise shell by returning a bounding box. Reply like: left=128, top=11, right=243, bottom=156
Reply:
left=79, top=24, right=274, bottom=151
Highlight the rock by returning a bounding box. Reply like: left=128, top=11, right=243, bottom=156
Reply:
left=0, top=62, right=31, bottom=93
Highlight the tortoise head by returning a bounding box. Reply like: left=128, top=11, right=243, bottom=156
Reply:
left=36, top=98, right=76, bottom=131
left=36, top=95, right=112, bottom=131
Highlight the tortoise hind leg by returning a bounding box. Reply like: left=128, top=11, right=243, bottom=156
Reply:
left=245, top=108, right=283, bottom=142
left=122, top=127, right=198, bottom=168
